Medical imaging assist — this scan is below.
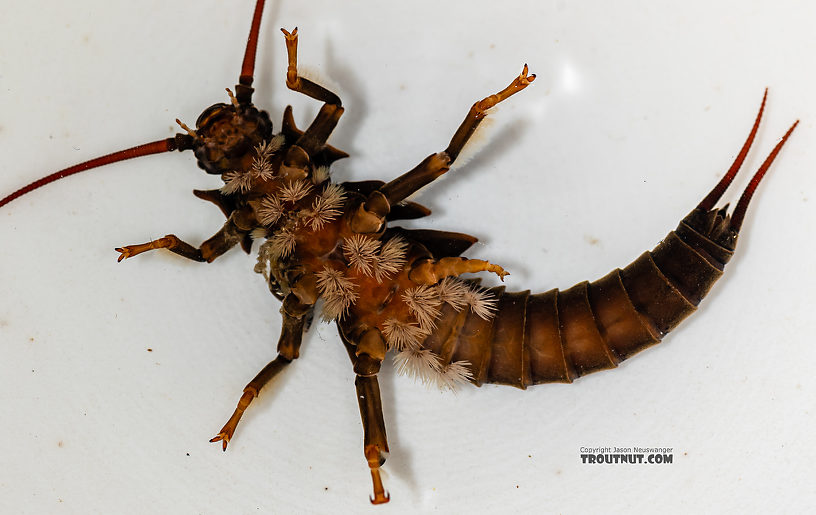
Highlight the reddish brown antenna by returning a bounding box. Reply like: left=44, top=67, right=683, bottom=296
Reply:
left=0, top=135, right=192, bottom=209
left=236, top=0, right=267, bottom=104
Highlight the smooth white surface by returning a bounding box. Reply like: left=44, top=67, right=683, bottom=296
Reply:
left=1, top=1, right=815, bottom=513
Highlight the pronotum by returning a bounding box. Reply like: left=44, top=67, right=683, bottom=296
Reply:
left=1, top=1, right=813, bottom=512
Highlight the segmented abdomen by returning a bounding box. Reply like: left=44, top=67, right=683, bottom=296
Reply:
left=421, top=221, right=730, bottom=388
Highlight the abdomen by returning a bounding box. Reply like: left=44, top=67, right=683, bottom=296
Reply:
left=421, top=225, right=727, bottom=388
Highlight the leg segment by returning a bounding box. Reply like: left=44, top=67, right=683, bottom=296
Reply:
left=446, top=64, right=536, bottom=161
left=375, top=65, right=535, bottom=210
left=379, top=152, right=453, bottom=207
left=356, top=375, right=390, bottom=505
left=352, top=63, right=534, bottom=232
left=210, top=294, right=312, bottom=450
left=280, top=28, right=342, bottom=106
left=115, top=219, right=246, bottom=263
left=209, top=355, right=292, bottom=451
left=339, top=327, right=391, bottom=504
left=409, top=256, right=509, bottom=285
left=280, top=28, right=345, bottom=157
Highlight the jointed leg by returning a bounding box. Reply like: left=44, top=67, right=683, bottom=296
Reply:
left=280, top=28, right=342, bottom=106
left=280, top=28, right=345, bottom=156
left=379, top=65, right=535, bottom=207
left=350, top=65, right=535, bottom=232
left=356, top=375, right=390, bottom=505
left=210, top=294, right=312, bottom=450
left=340, top=327, right=391, bottom=504
left=409, top=256, right=509, bottom=284
left=445, top=64, right=535, bottom=160
left=115, top=219, right=245, bottom=263
left=210, top=355, right=292, bottom=451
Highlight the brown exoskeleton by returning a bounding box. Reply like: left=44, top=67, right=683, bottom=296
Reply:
left=0, top=0, right=804, bottom=512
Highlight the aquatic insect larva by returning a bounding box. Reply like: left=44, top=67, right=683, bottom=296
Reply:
left=0, top=0, right=800, bottom=508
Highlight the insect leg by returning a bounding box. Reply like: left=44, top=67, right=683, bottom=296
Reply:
left=339, top=329, right=390, bottom=504
left=279, top=28, right=345, bottom=158
left=445, top=64, right=536, bottom=161
left=280, top=27, right=342, bottom=106
left=409, top=256, right=509, bottom=284
left=356, top=374, right=390, bottom=505
left=210, top=294, right=312, bottom=450
left=359, top=65, right=536, bottom=218
left=115, top=217, right=247, bottom=263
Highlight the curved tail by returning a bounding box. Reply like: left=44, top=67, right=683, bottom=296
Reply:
left=421, top=92, right=798, bottom=388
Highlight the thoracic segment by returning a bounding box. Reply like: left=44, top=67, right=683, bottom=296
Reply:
left=230, top=139, right=505, bottom=389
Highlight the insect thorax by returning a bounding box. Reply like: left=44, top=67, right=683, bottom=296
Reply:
left=207, top=131, right=496, bottom=389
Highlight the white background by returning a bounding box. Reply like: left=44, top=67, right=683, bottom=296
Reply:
left=1, top=1, right=814, bottom=513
